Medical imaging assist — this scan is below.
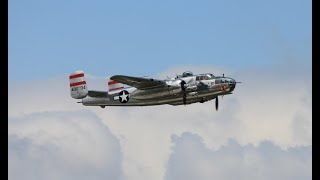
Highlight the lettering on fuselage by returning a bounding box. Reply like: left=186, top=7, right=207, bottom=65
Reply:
left=71, top=85, right=86, bottom=91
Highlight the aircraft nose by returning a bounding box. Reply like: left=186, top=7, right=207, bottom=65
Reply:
left=229, top=78, right=236, bottom=91
left=227, top=78, right=235, bottom=84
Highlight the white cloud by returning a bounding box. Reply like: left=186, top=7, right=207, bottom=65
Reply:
left=8, top=63, right=311, bottom=180
left=231, top=64, right=312, bottom=147
left=165, top=132, right=311, bottom=180
left=8, top=111, right=124, bottom=180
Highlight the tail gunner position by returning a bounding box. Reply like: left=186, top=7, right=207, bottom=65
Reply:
left=69, top=70, right=240, bottom=110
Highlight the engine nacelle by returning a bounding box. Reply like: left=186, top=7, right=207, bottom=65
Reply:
left=187, top=92, right=198, bottom=96
left=185, top=85, right=197, bottom=92
left=168, top=79, right=183, bottom=95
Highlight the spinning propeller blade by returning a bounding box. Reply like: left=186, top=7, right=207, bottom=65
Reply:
left=180, top=80, right=187, bottom=105
left=215, top=97, right=219, bottom=111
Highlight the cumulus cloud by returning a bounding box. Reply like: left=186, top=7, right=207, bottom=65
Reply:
left=8, top=111, right=124, bottom=180
left=232, top=63, right=312, bottom=147
left=165, top=132, right=311, bottom=180
left=90, top=63, right=311, bottom=180
left=9, top=63, right=311, bottom=180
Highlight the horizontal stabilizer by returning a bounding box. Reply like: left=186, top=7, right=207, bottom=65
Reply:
left=108, top=80, right=125, bottom=92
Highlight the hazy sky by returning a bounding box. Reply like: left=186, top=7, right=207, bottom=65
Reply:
left=9, top=0, right=311, bottom=80
left=8, top=1, right=311, bottom=180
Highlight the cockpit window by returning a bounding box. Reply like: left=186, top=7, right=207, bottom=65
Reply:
left=209, top=74, right=215, bottom=78
left=196, top=73, right=215, bottom=81
left=182, top=71, right=193, bottom=77
left=215, top=77, right=227, bottom=84
left=196, top=75, right=210, bottom=80
left=206, top=74, right=212, bottom=79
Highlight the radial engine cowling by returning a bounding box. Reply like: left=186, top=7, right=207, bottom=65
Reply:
left=168, top=79, right=183, bottom=95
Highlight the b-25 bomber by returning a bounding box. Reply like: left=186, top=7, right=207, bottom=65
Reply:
left=69, top=70, right=239, bottom=110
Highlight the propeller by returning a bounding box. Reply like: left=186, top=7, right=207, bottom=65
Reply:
left=215, top=97, right=219, bottom=111
left=180, top=80, right=187, bottom=105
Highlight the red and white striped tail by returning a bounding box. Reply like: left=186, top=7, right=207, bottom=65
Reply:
left=69, top=70, right=88, bottom=99
left=108, top=80, right=124, bottom=92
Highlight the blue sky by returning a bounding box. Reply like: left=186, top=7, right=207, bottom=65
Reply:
left=9, top=0, right=311, bottom=80
left=8, top=1, right=312, bottom=179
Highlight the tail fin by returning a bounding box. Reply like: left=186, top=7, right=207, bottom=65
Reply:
left=108, top=80, right=125, bottom=92
left=69, top=70, right=88, bottom=99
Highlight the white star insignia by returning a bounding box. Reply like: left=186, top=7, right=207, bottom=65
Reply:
left=119, top=91, right=128, bottom=102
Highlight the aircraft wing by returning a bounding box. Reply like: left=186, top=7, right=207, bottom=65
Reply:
left=110, top=75, right=166, bottom=90
left=88, top=90, right=109, bottom=97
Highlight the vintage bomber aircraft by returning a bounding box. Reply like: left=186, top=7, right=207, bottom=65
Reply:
left=69, top=70, right=239, bottom=110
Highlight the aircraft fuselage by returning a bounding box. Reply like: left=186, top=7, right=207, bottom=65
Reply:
left=81, top=74, right=236, bottom=107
